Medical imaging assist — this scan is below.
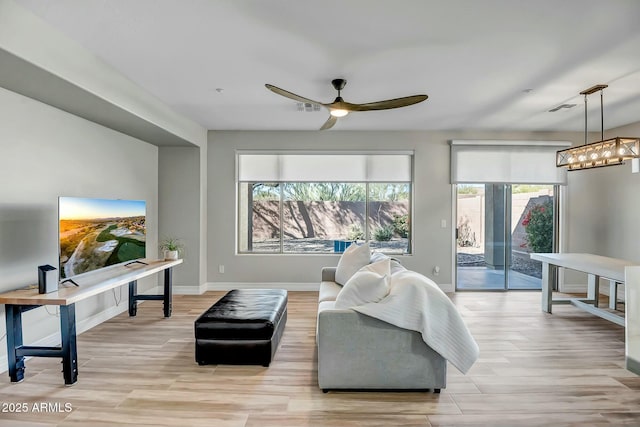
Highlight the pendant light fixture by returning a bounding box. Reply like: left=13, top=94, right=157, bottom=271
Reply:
left=556, top=84, right=640, bottom=171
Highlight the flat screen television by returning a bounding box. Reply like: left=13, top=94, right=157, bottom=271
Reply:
left=59, top=197, right=146, bottom=280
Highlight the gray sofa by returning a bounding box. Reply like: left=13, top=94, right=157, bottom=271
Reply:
left=317, top=264, right=447, bottom=392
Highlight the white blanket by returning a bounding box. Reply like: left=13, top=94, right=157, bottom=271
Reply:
left=352, top=270, right=479, bottom=374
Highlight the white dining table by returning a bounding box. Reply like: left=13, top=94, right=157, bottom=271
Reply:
left=530, top=253, right=636, bottom=326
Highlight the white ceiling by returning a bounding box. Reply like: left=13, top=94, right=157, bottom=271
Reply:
left=14, top=0, right=640, bottom=132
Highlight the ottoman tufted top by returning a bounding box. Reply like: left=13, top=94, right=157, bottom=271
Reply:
left=195, top=289, right=287, bottom=340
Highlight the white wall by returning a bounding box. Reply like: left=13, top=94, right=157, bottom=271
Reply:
left=207, top=130, right=581, bottom=292
left=0, top=0, right=206, bottom=148
left=159, top=146, right=207, bottom=293
left=0, top=87, right=158, bottom=366
left=567, top=120, right=640, bottom=260
left=562, top=121, right=640, bottom=289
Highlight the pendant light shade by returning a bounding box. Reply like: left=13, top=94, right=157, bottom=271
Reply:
left=556, top=137, right=640, bottom=170
left=556, top=84, right=640, bottom=171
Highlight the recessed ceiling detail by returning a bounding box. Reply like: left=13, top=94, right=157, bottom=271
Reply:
left=296, top=102, right=321, bottom=112
left=548, top=104, right=577, bottom=112
left=12, top=0, right=640, bottom=131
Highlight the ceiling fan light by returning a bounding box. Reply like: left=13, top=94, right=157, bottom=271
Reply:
left=330, top=109, right=349, bottom=117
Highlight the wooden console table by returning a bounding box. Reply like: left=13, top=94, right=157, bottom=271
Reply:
left=530, top=253, right=635, bottom=326
left=0, top=259, right=182, bottom=385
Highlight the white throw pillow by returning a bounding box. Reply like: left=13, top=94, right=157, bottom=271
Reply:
left=361, top=258, right=391, bottom=277
left=335, top=242, right=370, bottom=285
left=334, top=271, right=390, bottom=309
left=334, top=260, right=391, bottom=309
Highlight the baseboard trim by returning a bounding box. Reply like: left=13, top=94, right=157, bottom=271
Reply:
left=206, top=281, right=454, bottom=293
left=560, top=282, right=625, bottom=300
left=172, top=283, right=207, bottom=295
left=560, top=283, right=588, bottom=293
left=439, top=283, right=454, bottom=293
left=626, top=356, right=640, bottom=375
left=206, top=282, right=319, bottom=292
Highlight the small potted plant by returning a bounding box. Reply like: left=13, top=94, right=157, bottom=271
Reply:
left=159, top=237, right=184, bottom=261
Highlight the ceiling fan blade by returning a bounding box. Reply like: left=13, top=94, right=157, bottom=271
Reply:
left=265, top=84, right=324, bottom=106
left=319, top=115, right=338, bottom=131
left=341, top=94, right=428, bottom=112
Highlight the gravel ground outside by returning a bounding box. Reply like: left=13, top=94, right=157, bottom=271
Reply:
left=457, top=251, right=542, bottom=278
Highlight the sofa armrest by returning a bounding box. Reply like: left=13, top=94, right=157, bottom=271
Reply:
left=321, top=267, right=337, bottom=282
left=317, top=308, right=446, bottom=390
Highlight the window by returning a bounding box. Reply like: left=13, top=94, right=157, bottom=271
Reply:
left=368, top=183, right=410, bottom=254
left=450, top=140, right=566, bottom=291
left=237, top=153, right=412, bottom=254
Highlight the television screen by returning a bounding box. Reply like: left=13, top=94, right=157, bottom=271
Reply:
left=59, top=197, right=146, bottom=279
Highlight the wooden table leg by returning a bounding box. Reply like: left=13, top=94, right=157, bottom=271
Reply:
left=608, top=280, right=619, bottom=310
left=588, top=274, right=600, bottom=307
left=541, top=262, right=553, bottom=313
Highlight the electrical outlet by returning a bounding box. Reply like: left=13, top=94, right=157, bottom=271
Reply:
left=218, top=265, right=225, bottom=274
left=441, top=219, right=447, bottom=228
left=433, top=266, right=440, bottom=276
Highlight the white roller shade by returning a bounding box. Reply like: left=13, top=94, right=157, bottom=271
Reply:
left=450, top=140, right=571, bottom=185
left=237, top=154, right=280, bottom=182
left=238, top=153, right=412, bottom=182
left=366, top=155, right=411, bottom=181
left=280, top=155, right=367, bottom=181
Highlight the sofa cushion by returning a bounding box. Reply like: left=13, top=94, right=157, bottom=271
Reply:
left=319, top=280, right=342, bottom=303
left=318, top=300, right=337, bottom=313
left=335, top=260, right=390, bottom=309
left=335, top=242, right=371, bottom=285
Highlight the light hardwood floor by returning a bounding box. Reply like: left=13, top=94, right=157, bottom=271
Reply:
left=0, top=291, right=639, bottom=426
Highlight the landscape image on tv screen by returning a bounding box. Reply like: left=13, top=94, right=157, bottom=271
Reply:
left=59, top=197, right=146, bottom=279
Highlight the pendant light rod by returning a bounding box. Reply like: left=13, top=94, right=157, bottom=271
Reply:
left=583, top=93, right=587, bottom=146
left=600, top=89, right=604, bottom=141
left=579, top=84, right=608, bottom=145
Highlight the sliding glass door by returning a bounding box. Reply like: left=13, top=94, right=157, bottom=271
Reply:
left=456, top=184, right=556, bottom=291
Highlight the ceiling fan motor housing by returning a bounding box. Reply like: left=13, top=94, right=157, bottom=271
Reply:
left=331, top=79, right=347, bottom=91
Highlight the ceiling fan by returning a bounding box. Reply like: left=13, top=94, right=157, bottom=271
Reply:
left=265, top=78, right=428, bottom=130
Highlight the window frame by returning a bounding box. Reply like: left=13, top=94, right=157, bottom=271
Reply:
left=236, top=151, right=414, bottom=255
left=237, top=181, right=412, bottom=255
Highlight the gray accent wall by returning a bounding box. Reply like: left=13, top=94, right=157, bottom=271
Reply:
left=0, top=86, right=158, bottom=362
left=562, top=121, right=640, bottom=289
left=158, top=146, right=208, bottom=292
left=0, top=0, right=209, bottom=300
left=207, top=130, right=583, bottom=291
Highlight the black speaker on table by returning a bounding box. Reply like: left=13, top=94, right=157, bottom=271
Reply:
left=38, top=264, right=58, bottom=294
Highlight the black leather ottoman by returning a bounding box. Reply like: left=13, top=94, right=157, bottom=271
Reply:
left=194, top=289, right=287, bottom=367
